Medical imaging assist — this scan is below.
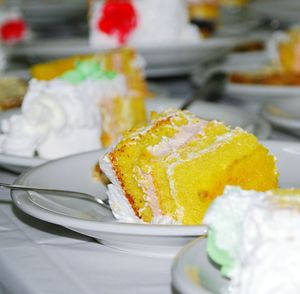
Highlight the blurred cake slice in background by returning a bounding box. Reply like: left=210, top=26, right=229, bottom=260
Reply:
left=89, top=0, right=201, bottom=47
left=99, top=108, right=278, bottom=225
left=0, top=48, right=148, bottom=159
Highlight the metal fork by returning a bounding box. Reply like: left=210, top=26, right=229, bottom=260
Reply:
left=0, top=182, right=111, bottom=211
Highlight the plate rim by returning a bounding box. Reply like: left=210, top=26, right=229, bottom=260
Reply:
left=172, top=237, right=212, bottom=294
left=262, top=97, right=300, bottom=130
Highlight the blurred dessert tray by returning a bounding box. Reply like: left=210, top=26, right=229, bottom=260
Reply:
left=0, top=98, right=271, bottom=173
left=172, top=139, right=300, bottom=292
left=10, top=35, right=257, bottom=78
left=192, top=52, right=300, bottom=102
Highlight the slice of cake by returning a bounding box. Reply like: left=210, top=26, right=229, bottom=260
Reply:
left=204, top=186, right=300, bottom=293
left=0, top=53, right=147, bottom=158
left=89, top=0, right=201, bottom=47
left=99, top=109, right=278, bottom=225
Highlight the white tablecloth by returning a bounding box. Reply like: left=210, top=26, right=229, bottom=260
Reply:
left=0, top=171, right=172, bottom=294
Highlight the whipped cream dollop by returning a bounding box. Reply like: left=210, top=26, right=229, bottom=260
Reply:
left=90, top=0, right=201, bottom=47
left=0, top=60, right=128, bottom=159
left=204, top=186, right=300, bottom=294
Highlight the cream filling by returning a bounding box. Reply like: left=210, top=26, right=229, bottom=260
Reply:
left=147, top=120, right=207, bottom=157
left=135, top=167, right=162, bottom=218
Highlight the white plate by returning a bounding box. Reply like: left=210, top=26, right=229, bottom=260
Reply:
left=172, top=140, right=300, bottom=293
left=192, top=52, right=300, bottom=102
left=11, top=36, right=244, bottom=78
left=12, top=148, right=207, bottom=258
left=12, top=140, right=298, bottom=259
left=249, top=0, right=300, bottom=24
left=0, top=98, right=271, bottom=172
left=262, top=96, right=300, bottom=131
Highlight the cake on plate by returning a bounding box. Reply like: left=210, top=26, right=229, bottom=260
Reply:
left=0, top=49, right=148, bottom=159
left=99, top=108, right=278, bottom=225
left=89, top=0, right=201, bottom=47
left=229, top=27, right=300, bottom=86
left=204, top=186, right=300, bottom=293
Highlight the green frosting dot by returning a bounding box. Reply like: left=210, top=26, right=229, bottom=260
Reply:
left=60, top=70, right=84, bottom=84
left=104, top=71, right=117, bottom=80
left=90, top=71, right=106, bottom=80
left=59, top=59, right=117, bottom=83
left=207, top=229, right=235, bottom=277
left=76, top=60, right=100, bottom=76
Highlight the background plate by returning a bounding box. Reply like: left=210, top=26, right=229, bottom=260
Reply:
left=11, top=37, right=244, bottom=78
left=192, top=53, right=300, bottom=102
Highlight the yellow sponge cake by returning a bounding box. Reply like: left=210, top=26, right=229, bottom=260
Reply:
left=100, top=109, right=278, bottom=225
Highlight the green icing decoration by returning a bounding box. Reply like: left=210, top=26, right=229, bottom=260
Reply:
left=59, top=59, right=117, bottom=84
left=207, top=229, right=235, bottom=277
left=60, top=70, right=84, bottom=84
left=76, top=60, right=100, bottom=76
left=104, top=71, right=117, bottom=79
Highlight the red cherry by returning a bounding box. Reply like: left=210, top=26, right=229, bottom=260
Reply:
left=98, top=0, right=137, bottom=44
left=0, top=19, right=27, bottom=43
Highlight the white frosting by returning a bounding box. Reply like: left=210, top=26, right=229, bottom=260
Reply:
left=0, top=77, right=127, bottom=159
left=90, top=0, right=201, bottom=47
left=204, top=186, right=300, bottom=294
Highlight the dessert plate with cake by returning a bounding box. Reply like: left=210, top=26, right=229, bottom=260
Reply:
left=9, top=108, right=287, bottom=257
left=192, top=27, right=300, bottom=102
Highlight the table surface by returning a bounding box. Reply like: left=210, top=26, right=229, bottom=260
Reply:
left=0, top=76, right=299, bottom=294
